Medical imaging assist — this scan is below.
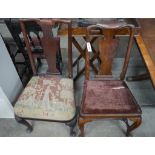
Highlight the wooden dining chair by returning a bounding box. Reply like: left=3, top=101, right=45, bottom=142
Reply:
left=78, top=22, right=142, bottom=136
left=14, top=19, right=77, bottom=136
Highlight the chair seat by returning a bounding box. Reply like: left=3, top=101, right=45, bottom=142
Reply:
left=81, top=80, right=141, bottom=115
left=14, top=76, right=76, bottom=121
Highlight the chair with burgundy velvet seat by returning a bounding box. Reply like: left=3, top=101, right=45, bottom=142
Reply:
left=78, top=22, right=142, bottom=136
left=14, top=19, right=77, bottom=136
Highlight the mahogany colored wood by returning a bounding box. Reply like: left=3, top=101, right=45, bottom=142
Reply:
left=98, top=30, right=119, bottom=75
left=36, top=20, right=60, bottom=74
left=85, top=24, right=135, bottom=80
left=78, top=23, right=142, bottom=137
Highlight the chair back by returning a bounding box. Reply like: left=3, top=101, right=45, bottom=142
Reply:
left=85, top=21, right=135, bottom=80
left=20, top=19, right=72, bottom=77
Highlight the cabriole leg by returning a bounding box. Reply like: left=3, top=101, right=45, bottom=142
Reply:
left=66, top=117, right=77, bottom=137
left=78, top=117, right=92, bottom=137
left=15, top=116, right=33, bottom=133
left=126, top=117, right=142, bottom=136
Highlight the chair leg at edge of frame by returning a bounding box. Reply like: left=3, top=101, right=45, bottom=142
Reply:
left=126, top=117, right=142, bottom=137
left=66, top=117, right=77, bottom=137
left=78, top=117, right=85, bottom=137
left=78, top=117, right=92, bottom=137
left=15, top=116, right=33, bottom=133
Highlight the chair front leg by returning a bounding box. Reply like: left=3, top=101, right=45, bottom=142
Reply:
left=15, top=115, right=33, bottom=133
left=66, top=116, right=77, bottom=137
left=126, top=116, right=142, bottom=136
left=78, top=117, right=92, bottom=137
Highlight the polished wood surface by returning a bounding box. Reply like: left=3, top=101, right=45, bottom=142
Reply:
left=78, top=24, right=142, bottom=137
left=135, top=19, right=155, bottom=87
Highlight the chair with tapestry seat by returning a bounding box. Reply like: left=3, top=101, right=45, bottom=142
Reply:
left=78, top=22, right=142, bottom=136
left=14, top=19, right=77, bottom=136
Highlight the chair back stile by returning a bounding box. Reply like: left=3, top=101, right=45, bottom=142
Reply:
left=85, top=23, right=135, bottom=80
left=120, top=27, right=135, bottom=80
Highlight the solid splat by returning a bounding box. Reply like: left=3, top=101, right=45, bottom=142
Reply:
left=38, top=20, right=60, bottom=74
left=98, top=29, right=119, bottom=75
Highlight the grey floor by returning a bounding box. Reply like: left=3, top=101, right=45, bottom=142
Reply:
left=0, top=25, right=155, bottom=137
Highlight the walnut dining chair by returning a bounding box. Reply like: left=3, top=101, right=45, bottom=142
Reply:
left=78, top=22, right=142, bottom=136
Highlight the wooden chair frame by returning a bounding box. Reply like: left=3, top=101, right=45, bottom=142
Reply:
left=78, top=23, right=142, bottom=137
left=14, top=19, right=77, bottom=136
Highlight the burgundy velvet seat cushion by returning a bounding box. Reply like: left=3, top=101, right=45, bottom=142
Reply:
left=81, top=80, right=141, bottom=114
